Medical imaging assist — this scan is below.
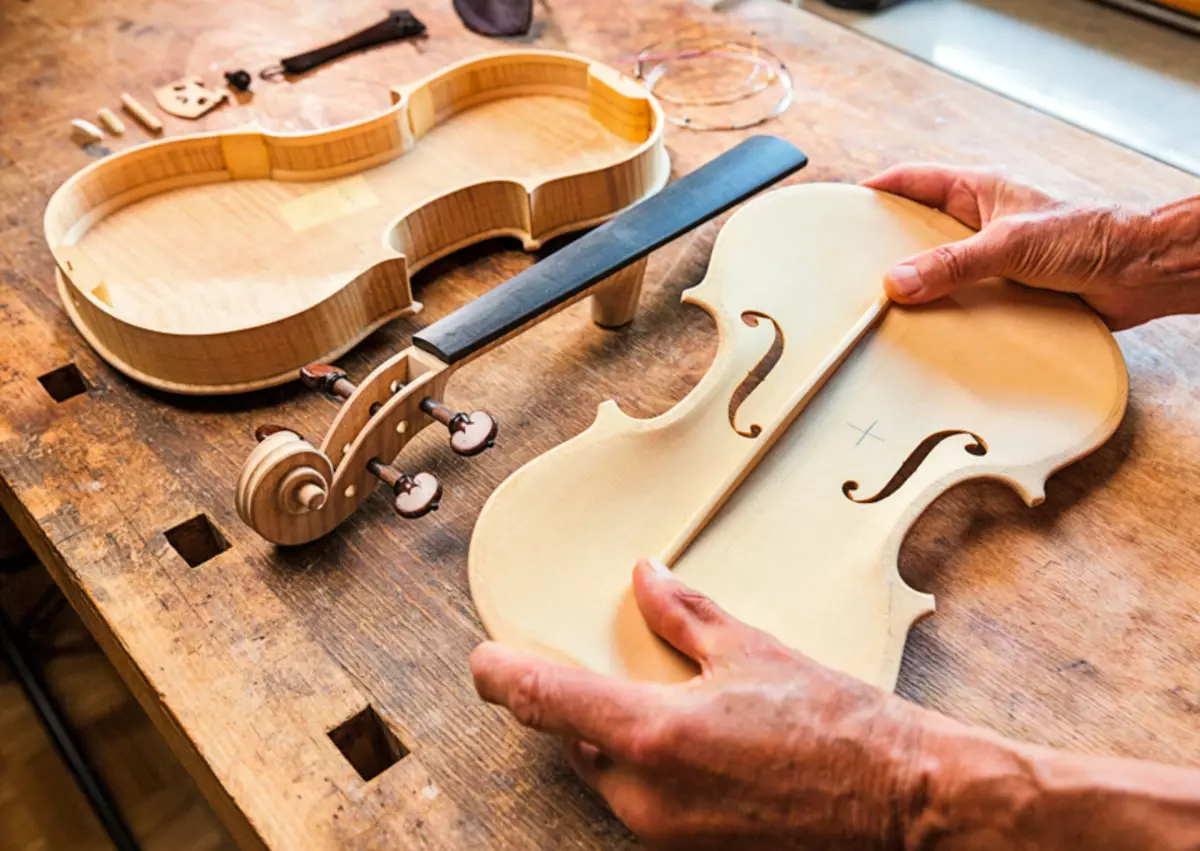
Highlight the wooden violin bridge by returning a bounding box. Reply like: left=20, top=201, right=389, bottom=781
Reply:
left=153, top=76, right=228, bottom=119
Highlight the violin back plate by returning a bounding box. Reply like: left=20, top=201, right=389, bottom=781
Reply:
left=44, top=51, right=668, bottom=394
left=469, top=183, right=1127, bottom=689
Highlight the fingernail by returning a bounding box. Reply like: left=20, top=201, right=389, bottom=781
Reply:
left=647, top=557, right=673, bottom=578
left=886, top=264, right=923, bottom=298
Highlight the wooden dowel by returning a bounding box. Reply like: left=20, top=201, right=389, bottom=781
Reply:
left=97, top=107, right=125, bottom=136
left=120, top=93, right=163, bottom=133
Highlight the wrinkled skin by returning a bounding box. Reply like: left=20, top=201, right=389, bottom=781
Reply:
left=473, top=561, right=929, bottom=850
left=471, top=167, right=1200, bottom=850
left=864, top=164, right=1200, bottom=329
left=472, top=562, right=1200, bottom=850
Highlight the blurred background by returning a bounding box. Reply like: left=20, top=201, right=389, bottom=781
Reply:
left=1, top=516, right=236, bottom=851
left=783, top=0, right=1200, bottom=174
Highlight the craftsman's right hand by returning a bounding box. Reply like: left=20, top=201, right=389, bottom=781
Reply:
left=863, top=165, right=1200, bottom=330
left=470, top=560, right=1200, bottom=850
left=471, top=558, right=942, bottom=849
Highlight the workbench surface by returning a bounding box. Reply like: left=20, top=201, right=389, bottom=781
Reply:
left=1, top=0, right=1198, bottom=847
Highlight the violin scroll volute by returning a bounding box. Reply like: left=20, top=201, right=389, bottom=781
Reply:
left=236, top=428, right=336, bottom=543
left=236, top=347, right=455, bottom=544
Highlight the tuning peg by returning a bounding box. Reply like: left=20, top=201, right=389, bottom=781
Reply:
left=301, top=363, right=397, bottom=415
left=419, top=398, right=498, bottom=457
left=366, top=458, right=441, bottom=519
left=300, top=363, right=355, bottom=400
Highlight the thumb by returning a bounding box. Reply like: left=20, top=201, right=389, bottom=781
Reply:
left=884, top=228, right=1012, bottom=304
left=631, top=557, right=736, bottom=670
left=631, top=558, right=782, bottom=671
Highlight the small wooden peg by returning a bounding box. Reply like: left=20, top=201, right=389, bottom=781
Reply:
left=296, top=482, right=327, bottom=511
left=97, top=107, right=125, bottom=136
left=69, top=119, right=104, bottom=146
left=278, top=465, right=329, bottom=514
left=120, top=93, right=163, bottom=134
left=300, top=363, right=355, bottom=399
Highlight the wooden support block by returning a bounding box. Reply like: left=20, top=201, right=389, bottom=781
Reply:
left=590, top=256, right=648, bottom=328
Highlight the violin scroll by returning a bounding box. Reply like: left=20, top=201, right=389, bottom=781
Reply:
left=236, top=428, right=335, bottom=541
left=236, top=347, right=458, bottom=544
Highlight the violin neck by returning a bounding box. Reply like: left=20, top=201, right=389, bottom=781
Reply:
left=412, top=135, right=809, bottom=365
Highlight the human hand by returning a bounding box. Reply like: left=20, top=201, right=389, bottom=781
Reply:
left=470, top=559, right=932, bottom=849
left=864, top=164, right=1200, bottom=330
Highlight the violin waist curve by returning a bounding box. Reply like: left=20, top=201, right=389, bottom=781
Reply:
left=44, top=50, right=671, bottom=394
left=468, top=183, right=1128, bottom=689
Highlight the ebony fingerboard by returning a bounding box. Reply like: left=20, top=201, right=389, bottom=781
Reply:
left=413, top=135, right=809, bottom=365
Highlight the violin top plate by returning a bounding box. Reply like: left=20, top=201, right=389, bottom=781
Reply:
left=468, top=183, right=1127, bottom=689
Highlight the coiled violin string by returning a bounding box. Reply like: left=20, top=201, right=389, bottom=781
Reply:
left=626, top=34, right=794, bottom=131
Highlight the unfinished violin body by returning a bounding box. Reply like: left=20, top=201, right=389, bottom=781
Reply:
left=468, top=184, right=1128, bottom=689
left=43, top=51, right=667, bottom=394
left=235, top=137, right=809, bottom=545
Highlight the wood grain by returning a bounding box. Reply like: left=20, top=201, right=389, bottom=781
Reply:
left=1, top=0, right=1198, bottom=848
left=46, top=52, right=668, bottom=394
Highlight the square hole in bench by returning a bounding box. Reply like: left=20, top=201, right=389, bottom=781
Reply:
left=37, top=364, right=88, bottom=402
left=329, top=705, right=409, bottom=782
left=164, top=514, right=229, bottom=568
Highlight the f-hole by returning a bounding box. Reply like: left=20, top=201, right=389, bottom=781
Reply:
left=843, top=430, right=988, bottom=504
left=728, top=311, right=784, bottom=438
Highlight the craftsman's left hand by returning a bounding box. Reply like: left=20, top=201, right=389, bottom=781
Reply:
left=470, top=559, right=928, bottom=849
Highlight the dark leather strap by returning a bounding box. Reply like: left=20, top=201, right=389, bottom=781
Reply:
left=414, top=135, right=809, bottom=365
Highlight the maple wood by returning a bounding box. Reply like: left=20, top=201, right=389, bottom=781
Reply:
left=1, top=0, right=1197, bottom=848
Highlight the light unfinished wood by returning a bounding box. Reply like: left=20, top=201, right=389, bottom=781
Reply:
left=5, top=0, right=1200, bottom=847
left=591, top=257, right=648, bottom=328
left=97, top=107, right=125, bottom=136
left=69, top=119, right=103, bottom=146
left=153, top=77, right=227, bottom=119
left=119, top=93, right=163, bottom=134
left=45, top=51, right=668, bottom=395
left=469, top=184, right=1128, bottom=688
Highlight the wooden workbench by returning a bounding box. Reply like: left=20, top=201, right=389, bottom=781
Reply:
left=1, top=0, right=1197, bottom=847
